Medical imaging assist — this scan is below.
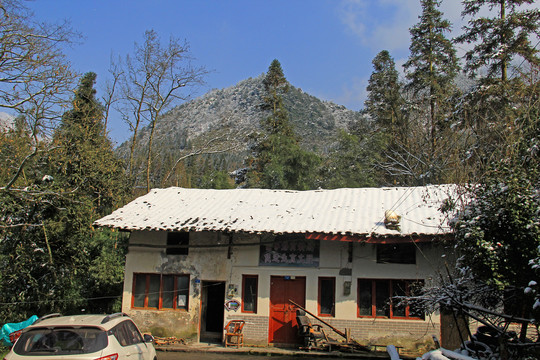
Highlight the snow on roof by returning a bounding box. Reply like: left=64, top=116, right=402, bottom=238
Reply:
left=94, top=185, right=460, bottom=237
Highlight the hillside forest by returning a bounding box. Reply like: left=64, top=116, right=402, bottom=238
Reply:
left=0, top=0, right=539, bottom=340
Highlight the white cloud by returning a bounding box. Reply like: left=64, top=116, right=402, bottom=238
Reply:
left=337, top=0, right=420, bottom=54
left=338, top=0, right=469, bottom=55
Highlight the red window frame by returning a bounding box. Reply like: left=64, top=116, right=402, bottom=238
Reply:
left=357, top=279, right=424, bottom=320
left=132, top=273, right=189, bottom=311
left=241, top=275, right=258, bottom=313
left=318, top=277, right=335, bottom=317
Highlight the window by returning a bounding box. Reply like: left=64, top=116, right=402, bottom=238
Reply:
left=242, top=275, right=258, bottom=313
left=357, top=279, right=424, bottom=320
left=132, top=273, right=189, bottom=310
left=318, top=277, right=335, bottom=316
left=167, top=232, right=189, bottom=255
left=112, top=320, right=143, bottom=346
left=13, top=327, right=108, bottom=355
left=376, top=243, right=416, bottom=264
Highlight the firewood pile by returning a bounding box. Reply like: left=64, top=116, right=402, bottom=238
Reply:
left=152, top=336, right=186, bottom=346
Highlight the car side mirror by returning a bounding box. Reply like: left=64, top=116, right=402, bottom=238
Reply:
left=143, top=334, right=154, bottom=343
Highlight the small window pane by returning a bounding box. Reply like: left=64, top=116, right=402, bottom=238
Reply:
left=133, top=275, right=147, bottom=308
left=162, top=275, right=175, bottom=309
left=358, top=279, right=372, bottom=316
left=176, top=276, right=189, bottom=310
left=242, top=276, right=258, bottom=313
left=147, top=274, right=160, bottom=308
left=375, top=280, right=390, bottom=317
left=392, top=280, right=407, bottom=317
left=319, top=278, right=335, bottom=315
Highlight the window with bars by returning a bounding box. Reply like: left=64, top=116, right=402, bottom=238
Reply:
left=357, top=279, right=424, bottom=320
left=132, top=273, right=189, bottom=310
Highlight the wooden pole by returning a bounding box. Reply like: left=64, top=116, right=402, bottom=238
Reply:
left=288, top=299, right=369, bottom=351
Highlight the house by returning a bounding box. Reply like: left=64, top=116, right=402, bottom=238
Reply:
left=94, top=185, right=460, bottom=351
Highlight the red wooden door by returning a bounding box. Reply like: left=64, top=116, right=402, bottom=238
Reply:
left=269, top=276, right=306, bottom=344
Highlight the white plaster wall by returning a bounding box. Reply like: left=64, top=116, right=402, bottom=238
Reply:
left=123, top=230, right=231, bottom=318
left=225, top=236, right=446, bottom=324
left=123, top=231, right=447, bottom=340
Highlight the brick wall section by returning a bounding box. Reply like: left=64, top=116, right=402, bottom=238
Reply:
left=226, top=315, right=269, bottom=345
left=225, top=315, right=440, bottom=347
left=310, top=318, right=439, bottom=342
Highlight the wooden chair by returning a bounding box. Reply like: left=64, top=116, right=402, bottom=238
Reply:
left=224, top=320, right=245, bottom=348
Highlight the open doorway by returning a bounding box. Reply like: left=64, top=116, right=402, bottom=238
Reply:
left=200, top=281, right=225, bottom=342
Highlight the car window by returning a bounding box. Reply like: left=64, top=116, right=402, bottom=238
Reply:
left=123, top=320, right=143, bottom=344
left=111, top=323, right=129, bottom=346
left=13, top=327, right=107, bottom=355
left=112, top=321, right=143, bottom=346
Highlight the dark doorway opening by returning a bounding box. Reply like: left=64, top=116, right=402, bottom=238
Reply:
left=200, top=281, right=225, bottom=342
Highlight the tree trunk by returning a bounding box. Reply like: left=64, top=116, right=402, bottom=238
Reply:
left=501, top=0, right=507, bottom=82
left=146, top=116, right=158, bottom=193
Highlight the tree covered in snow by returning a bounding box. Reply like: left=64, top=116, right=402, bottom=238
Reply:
left=415, top=61, right=540, bottom=350
left=451, top=162, right=539, bottom=317
left=456, top=0, right=540, bottom=82
left=526, top=247, right=540, bottom=316
left=246, top=60, right=320, bottom=190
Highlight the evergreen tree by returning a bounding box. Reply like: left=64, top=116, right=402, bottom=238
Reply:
left=456, top=0, right=540, bottom=82
left=363, top=50, right=412, bottom=185
left=49, top=72, right=128, bottom=312
left=261, top=59, right=294, bottom=137
left=319, top=128, right=386, bottom=189
left=404, top=0, right=460, bottom=144
left=453, top=0, right=540, bottom=180
left=402, top=0, right=461, bottom=184
left=0, top=73, right=129, bottom=321
left=247, top=60, right=319, bottom=190
left=51, top=72, right=127, bottom=215
left=365, top=50, right=406, bottom=139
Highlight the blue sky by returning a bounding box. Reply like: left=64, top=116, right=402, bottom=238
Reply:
left=28, top=0, right=467, bottom=144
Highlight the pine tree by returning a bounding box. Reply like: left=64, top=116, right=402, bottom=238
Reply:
left=402, top=0, right=460, bottom=184
left=404, top=0, right=459, bottom=144
left=456, top=0, right=540, bottom=82
left=453, top=1, right=540, bottom=179
left=261, top=59, right=294, bottom=137
left=247, top=60, right=319, bottom=190
left=365, top=50, right=406, bottom=136
left=319, top=128, right=386, bottom=188
left=0, top=73, right=129, bottom=320
left=52, top=72, right=127, bottom=215
left=364, top=50, right=409, bottom=185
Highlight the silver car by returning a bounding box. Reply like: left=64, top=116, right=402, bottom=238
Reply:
left=5, top=313, right=156, bottom=360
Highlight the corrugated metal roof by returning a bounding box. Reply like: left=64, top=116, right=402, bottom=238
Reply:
left=94, top=185, right=459, bottom=237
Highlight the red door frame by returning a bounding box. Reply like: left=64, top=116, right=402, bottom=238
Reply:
left=269, top=276, right=306, bottom=344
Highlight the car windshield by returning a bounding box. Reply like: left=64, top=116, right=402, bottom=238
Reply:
left=13, top=327, right=108, bottom=356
